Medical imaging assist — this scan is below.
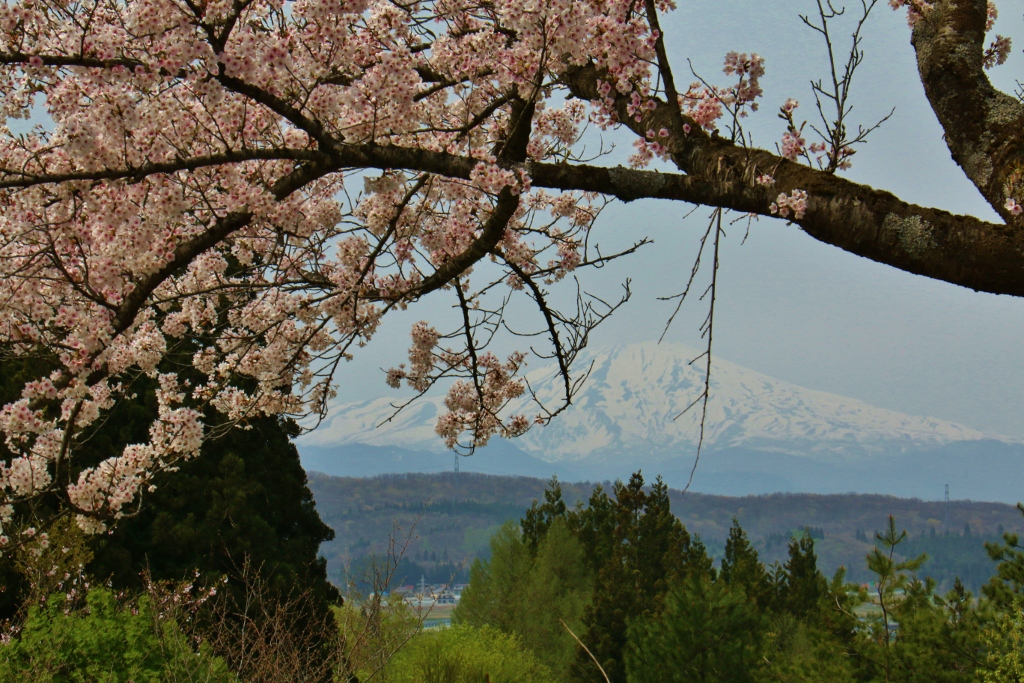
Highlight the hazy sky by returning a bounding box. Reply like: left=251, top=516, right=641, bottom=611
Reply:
left=320, top=1, right=1024, bottom=441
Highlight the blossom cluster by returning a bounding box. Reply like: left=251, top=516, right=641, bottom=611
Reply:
left=0, top=0, right=665, bottom=527
left=888, top=0, right=932, bottom=27
left=982, top=1, right=1012, bottom=69
left=435, top=351, right=530, bottom=450
left=983, top=35, right=1012, bottom=70
left=770, top=190, right=809, bottom=220
left=722, top=52, right=765, bottom=111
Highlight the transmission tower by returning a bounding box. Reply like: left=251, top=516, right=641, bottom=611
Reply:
left=944, top=484, right=950, bottom=529
left=454, top=452, right=459, bottom=474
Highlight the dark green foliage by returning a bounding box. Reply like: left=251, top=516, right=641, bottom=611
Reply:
left=866, top=517, right=928, bottom=630
left=87, top=414, right=339, bottom=611
left=570, top=473, right=712, bottom=683
left=0, top=587, right=234, bottom=683
left=844, top=517, right=986, bottom=683
left=567, top=483, right=618, bottom=575
left=462, top=477, right=1024, bottom=683
left=521, top=476, right=568, bottom=554
left=625, top=574, right=762, bottom=683
left=780, top=535, right=827, bottom=620
left=720, top=518, right=772, bottom=611
left=816, top=566, right=862, bottom=651
left=462, top=472, right=712, bottom=683
left=0, top=353, right=339, bottom=660
left=888, top=578, right=986, bottom=683
left=983, top=504, right=1024, bottom=609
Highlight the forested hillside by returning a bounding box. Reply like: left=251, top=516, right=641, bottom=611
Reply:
left=308, top=472, right=1024, bottom=590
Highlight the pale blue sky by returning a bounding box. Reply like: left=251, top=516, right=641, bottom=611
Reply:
left=324, top=1, right=1024, bottom=440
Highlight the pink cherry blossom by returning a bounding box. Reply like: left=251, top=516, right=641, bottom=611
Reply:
left=770, top=190, right=809, bottom=220
left=0, top=0, right=1002, bottom=533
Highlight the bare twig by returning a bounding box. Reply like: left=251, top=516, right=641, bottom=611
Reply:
left=560, top=619, right=610, bottom=683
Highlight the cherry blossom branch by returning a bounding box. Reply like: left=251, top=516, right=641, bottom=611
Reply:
left=562, top=62, right=1024, bottom=297
left=0, top=149, right=327, bottom=189
left=643, top=0, right=683, bottom=128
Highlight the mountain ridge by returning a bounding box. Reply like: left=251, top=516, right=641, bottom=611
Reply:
left=297, top=342, right=1024, bottom=502
left=300, top=341, right=1003, bottom=461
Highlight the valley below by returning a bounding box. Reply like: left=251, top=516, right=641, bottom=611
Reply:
left=309, top=471, right=1024, bottom=593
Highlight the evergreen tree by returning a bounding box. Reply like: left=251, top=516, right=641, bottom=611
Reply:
left=567, top=483, right=617, bottom=575
left=863, top=516, right=929, bottom=682
left=983, top=504, right=1024, bottom=609
left=521, top=476, right=568, bottom=554
left=887, top=577, right=986, bottom=683
left=460, top=501, right=592, bottom=679
left=0, top=351, right=339, bottom=639
left=570, top=472, right=711, bottom=683
left=625, top=574, right=762, bottom=683
left=781, top=534, right=827, bottom=620
left=720, top=518, right=772, bottom=612
left=87, top=414, right=338, bottom=611
left=520, top=519, right=592, bottom=678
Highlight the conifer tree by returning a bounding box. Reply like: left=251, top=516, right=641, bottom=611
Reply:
left=720, top=519, right=772, bottom=612
left=568, top=484, right=618, bottom=575
left=521, top=519, right=593, bottom=678
left=454, top=521, right=533, bottom=636
left=571, top=473, right=711, bottom=683
left=625, top=574, right=762, bottom=683
left=521, top=476, right=568, bottom=555
left=984, top=505, right=1024, bottom=609
left=88, top=414, right=338, bottom=611
left=0, top=351, right=339, bottom=632
left=457, top=516, right=592, bottom=679
left=781, top=533, right=827, bottom=620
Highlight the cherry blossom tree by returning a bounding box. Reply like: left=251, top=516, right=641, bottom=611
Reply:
left=0, top=0, right=1016, bottom=537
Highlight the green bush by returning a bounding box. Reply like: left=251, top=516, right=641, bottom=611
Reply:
left=388, top=624, right=556, bottom=683
left=0, top=587, right=234, bottom=683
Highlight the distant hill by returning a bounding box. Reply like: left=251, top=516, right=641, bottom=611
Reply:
left=298, top=342, right=1024, bottom=503
left=308, top=471, right=1024, bottom=592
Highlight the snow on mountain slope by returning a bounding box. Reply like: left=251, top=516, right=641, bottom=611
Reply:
left=299, top=341, right=995, bottom=461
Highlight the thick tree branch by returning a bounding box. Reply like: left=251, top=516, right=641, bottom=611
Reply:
left=562, top=62, right=1024, bottom=297
left=0, top=149, right=326, bottom=189
left=911, top=0, right=1024, bottom=220
left=411, top=186, right=520, bottom=298
left=27, top=152, right=348, bottom=407
left=6, top=130, right=1019, bottom=295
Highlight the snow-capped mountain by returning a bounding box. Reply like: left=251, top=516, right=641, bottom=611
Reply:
left=299, top=341, right=995, bottom=463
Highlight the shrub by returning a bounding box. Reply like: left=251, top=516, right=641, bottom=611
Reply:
left=388, top=625, right=556, bottom=683
left=0, top=586, right=234, bottom=683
